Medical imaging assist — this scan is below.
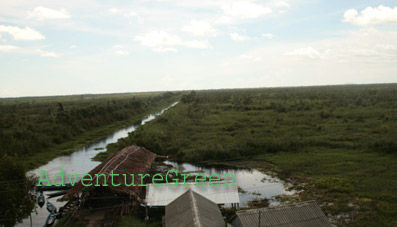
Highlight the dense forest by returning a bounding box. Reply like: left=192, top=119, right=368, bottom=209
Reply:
left=98, top=84, right=397, bottom=226
left=0, top=91, right=179, bottom=227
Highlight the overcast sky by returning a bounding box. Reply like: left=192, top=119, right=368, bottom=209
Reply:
left=0, top=0, right=396, bottom=97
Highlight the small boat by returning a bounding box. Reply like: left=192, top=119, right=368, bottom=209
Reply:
left=47, top=189, right=69, bottom=199
left=43, top=213, right=56, bottom=226
left=38, top=183, right=73, bottom=191
left=46, top=201, right=57, bottom=213
left=38, top=192, right=45, bottom=208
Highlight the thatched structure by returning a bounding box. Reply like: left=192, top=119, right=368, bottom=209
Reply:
left=64, top=145, right=156, bottom=203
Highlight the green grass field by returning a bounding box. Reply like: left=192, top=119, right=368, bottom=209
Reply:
left=103, top=84, right=397, bottom=226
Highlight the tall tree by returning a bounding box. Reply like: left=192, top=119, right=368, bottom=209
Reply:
left=0, top=155, right=36, bottom=227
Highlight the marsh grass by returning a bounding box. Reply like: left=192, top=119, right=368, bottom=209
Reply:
left=105, top=84, right=397, bottom=226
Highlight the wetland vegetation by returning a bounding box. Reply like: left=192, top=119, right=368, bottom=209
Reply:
left=99, top=84, right=397, bottom=226
left=0, top=91, right=179, bottom=227
left=1, top=84, right=396, bottom=226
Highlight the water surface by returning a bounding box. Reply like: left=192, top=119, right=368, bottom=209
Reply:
left=164, top=161, right=295, bottom=207
left=17, top=102, right=177, bottom=227
left=17, top=101, right=294, bottom=226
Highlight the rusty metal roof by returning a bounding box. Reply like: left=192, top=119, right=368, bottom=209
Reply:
left=64, top=145, right=156, bottom=202
left=231, top=201, right=332, bottom=227
left=165, top=189, right=225, bottom=227
left=146, top=181, right=239, bottom=206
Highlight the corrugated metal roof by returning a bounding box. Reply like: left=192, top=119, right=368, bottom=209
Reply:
left=165, top=189, right=225, bottom=227
left=146, top=182, right=239, bottom=206
left=231, top=201, right=332, bottom=227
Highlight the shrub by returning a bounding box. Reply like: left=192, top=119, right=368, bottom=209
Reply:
left=316, top=177, right=354, bottom=193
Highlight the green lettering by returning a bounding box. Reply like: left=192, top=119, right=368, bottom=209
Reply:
left=181, top=173, right=192, bottom=186
left=138, top=174, right=150, bottom=186
left=66, top=173, right=80, bottom=186
left=123, top=174, right=136, bottom=187
left=195, top=174, right=206, bottom=187
left=94, top=173, right=108, bottom=186
left=52, top=168, right=65, bottom=187
left=110, top=171, right=120, bottom=187
left=209, top=174, right=220, bottom=187
left=222, top=173, right=236, bottom=186
left=152, top=173, right=164, bottom=187
left=81, top=174, right=92, bottom=187
left=166, top=169, right=179, bottom=186
left=37, top=170, right=51, bottom=186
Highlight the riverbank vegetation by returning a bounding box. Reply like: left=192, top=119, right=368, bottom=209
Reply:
left=0, top=91, right=179, bottom=226
left=0, top=155, right=36, bottom=227
left=0, top=91, right=179, bottom=170
left=104, top=84, right=396, bottom=226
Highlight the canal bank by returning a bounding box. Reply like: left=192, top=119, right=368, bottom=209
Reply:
left=17, top=102, right=178, bottom=227
left=18, top=101, right=296, bottom=226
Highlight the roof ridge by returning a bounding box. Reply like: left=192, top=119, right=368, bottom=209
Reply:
left=189, top=190, right=202, bottom=227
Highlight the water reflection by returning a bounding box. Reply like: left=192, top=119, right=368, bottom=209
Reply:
left=17, top=102, right=177, bottom=227
left=164, top=161, right=294, bottom=207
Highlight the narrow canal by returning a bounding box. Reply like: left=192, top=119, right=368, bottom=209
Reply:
left=17, top=101, right=294, bottom=226
left=17, top=103, right=178, bottom=227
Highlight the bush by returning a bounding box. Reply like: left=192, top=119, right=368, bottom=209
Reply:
left=316, top=177, right=354, bottom=193
left=372, top=140, right=397, bottom=154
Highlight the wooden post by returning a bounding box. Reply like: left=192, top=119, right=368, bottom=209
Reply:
left=258, top=210, right=261, bottom=227
left=30, top=214, right=32, bottom=227
left=145, top=205, right=149, bottom=220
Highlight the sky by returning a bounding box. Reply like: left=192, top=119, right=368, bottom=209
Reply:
left=0, top=0, right=397, bottom=97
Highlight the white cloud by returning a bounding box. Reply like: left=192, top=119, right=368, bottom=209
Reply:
left=230, top=32, right=251, bottom=41
left=37, top=49, right=60, bottom=57
left=262, top=33, right=274, bottom=39
left=344, top=5, right=397, bottom=26
left=285, top=47, right=322, bottom=59
left=134, top=31, right=182, bottom=48
left=184, top=40, right=211, bottom=49
left=153, top=47, right=177, bottom=52
left=28, top=6, right=70, bottom=20
left=109, top=8, right=120, bottom=14
left=230, top=32, right=273, bottom=41
left=0, top=45, right=19, bottom=52
left=114, top=50, right=129, bottom=56
left=124, top=11, right=137, bottom=18
left=123, top=11, right=143, bottom=23
left=216, top=16, right=233, bottom=24
left=275, top=1, right=291, bottom=13
left=107, top=9, right=142, bottom=23
left=133, top=31, right=210, bottom=52
left=0, top=25, right=45, bottom=40
left=240, top=54, right=261, bottom=62
left=181, top=20, right=216, bottom=36
left=276, top=1, right=291, bottom=9
left=113, top=45, right=129, bottom=55
left=221, top=1, right=272, bottom=19
left=69, top=45, right=76, bottom=49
